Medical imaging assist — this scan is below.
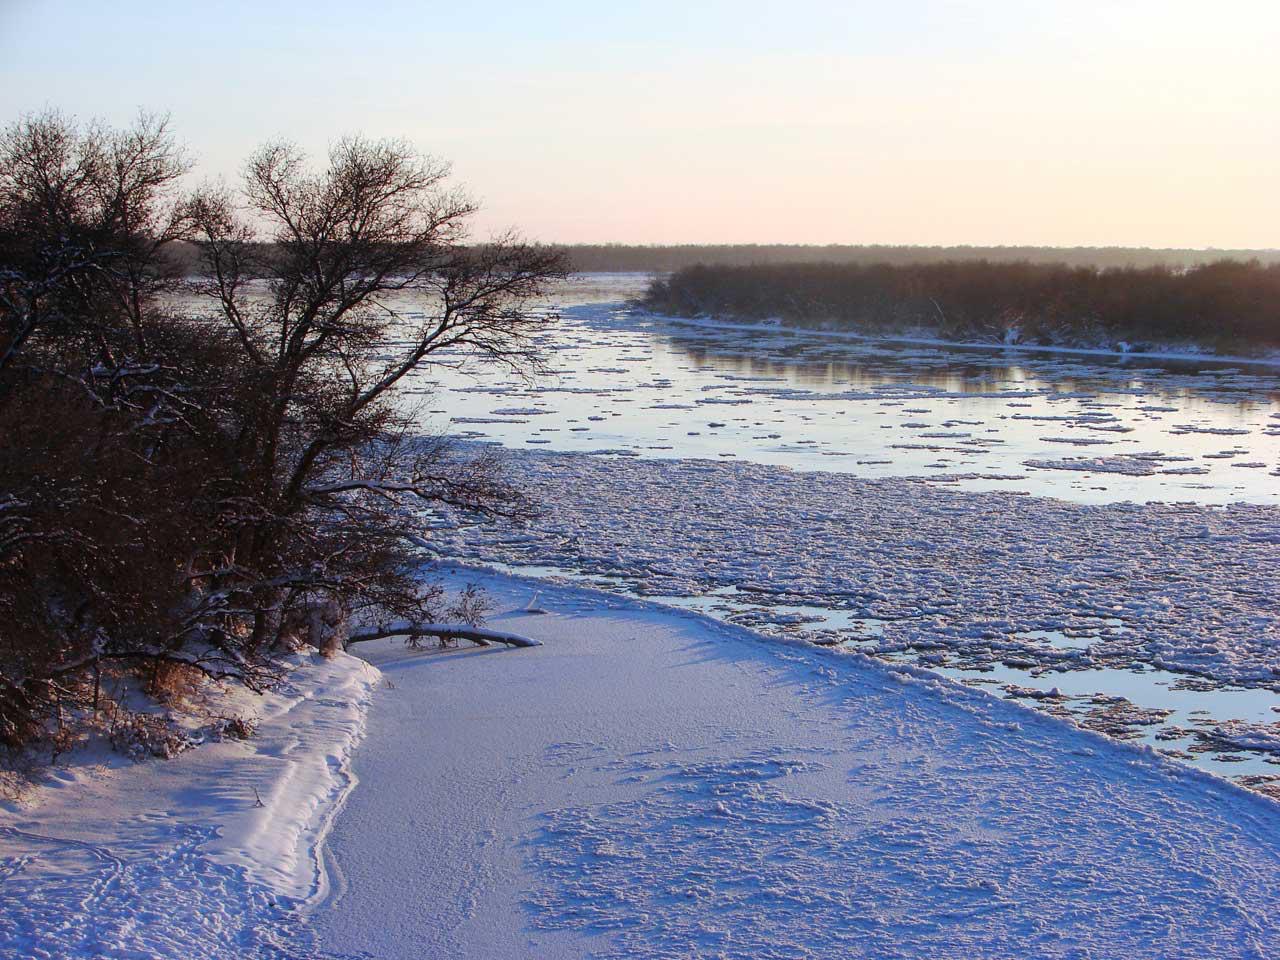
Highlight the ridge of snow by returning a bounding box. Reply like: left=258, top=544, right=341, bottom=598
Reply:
left=205, top=650, right=381, bottom=902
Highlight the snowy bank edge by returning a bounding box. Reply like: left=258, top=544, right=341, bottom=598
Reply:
left=214, top=650, right=384, bottom=905
left=0, top=650, right=383, bottom=908
left=643, top=310, right=1280, bottom=369
left=444, top=561, right=1280, bottom=815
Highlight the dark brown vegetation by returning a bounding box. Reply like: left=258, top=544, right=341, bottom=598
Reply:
left=0, top=110, right=566, bottom=753
left=645, top=261, right=1280, bottom=352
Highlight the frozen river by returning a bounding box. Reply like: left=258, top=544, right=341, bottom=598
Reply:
left=412, top=274, right=1280, bottom=507
left=414, top=275, right=1279, bottom=793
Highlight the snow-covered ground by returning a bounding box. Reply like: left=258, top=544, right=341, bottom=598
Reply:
left=4, top=571, right=1278, bottom=958
left=0, top=651, right=379, bottom=959
left=314, top=568, right=1280, bottom=959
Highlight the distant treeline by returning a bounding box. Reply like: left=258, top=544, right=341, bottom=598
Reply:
left=560, top=243, right=1280, bottom=273
left=644, top=260, right=1280, bottom=352
left=162, top=241, right=1280, bottom=276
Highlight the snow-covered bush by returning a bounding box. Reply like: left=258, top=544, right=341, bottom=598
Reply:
left=108, top=711, right=195, bottom=762
left=208, top=714, right=258, bottom=742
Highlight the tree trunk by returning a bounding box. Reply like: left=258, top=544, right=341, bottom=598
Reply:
left=345, top=622, right=541, bottom=649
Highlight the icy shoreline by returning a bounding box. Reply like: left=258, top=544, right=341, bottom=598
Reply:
left=436, top=449, right=1280, bottom=690
left=443, top=563, right=1280, bottom=805
left=433, top=447, right=1280, bottom=785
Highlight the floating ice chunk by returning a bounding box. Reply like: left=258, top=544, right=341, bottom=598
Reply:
left=1023, top=457, right=1157, bottom=476
left=1169, top=424, right=1251, bottom=436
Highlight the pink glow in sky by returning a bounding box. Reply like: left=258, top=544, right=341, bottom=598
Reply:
left=2, top=0, right=1277, bottom=248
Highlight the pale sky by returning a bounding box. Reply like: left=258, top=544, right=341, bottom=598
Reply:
left=2, top=0, right=1277, bottom=248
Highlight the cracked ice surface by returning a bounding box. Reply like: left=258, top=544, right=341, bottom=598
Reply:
left=436, top=450, right=1280, bottom=690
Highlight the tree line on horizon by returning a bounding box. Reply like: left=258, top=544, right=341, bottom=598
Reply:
left=158, top=241, right=1280, bottom=278
left=645, top=260, right=1280, bottom=352
left=558, top=243, right=1280, bottom=274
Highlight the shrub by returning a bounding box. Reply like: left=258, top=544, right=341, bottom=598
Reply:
left=0, top=111, right=566, bottom=755
left=646, top=260, right=1280, bottom=351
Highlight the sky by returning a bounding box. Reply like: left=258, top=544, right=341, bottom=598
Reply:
left=1, top=0, right=1277, bottom=248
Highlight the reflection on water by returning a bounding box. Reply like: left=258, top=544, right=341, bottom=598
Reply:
left=672, top=349, right=1278, bottom=411
left=667, top=337, right=1280, bottom=407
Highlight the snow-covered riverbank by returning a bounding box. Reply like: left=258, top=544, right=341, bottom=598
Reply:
left=0, top=651, right=380, bottom=958
left=436, top=450, right=1280, bottom=690
left=4, top=569, right=1278, bottom=957
left=317, top=568, right=1280, bottom=959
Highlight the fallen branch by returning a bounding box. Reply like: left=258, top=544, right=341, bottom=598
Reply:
left=346, top=621, right=542, bottom=648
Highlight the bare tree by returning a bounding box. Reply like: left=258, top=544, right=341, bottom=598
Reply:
left=1, top=116, right=566, bottom=752
left=0, top=111, right=208, bottom=749
left=183, top=135, right=567, bottom=659
left=0, top=109, right=191, bottom=374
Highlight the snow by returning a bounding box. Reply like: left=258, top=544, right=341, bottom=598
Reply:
left=0, top=650, right=380, bottom=958
left=1023, top=455, right=1158, bottom=475
left=1201, top=721, right=1280, bottom=755
left=5, top=569, right=1279, bottom=957
left=314, top=568, right=1280, bottom=959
